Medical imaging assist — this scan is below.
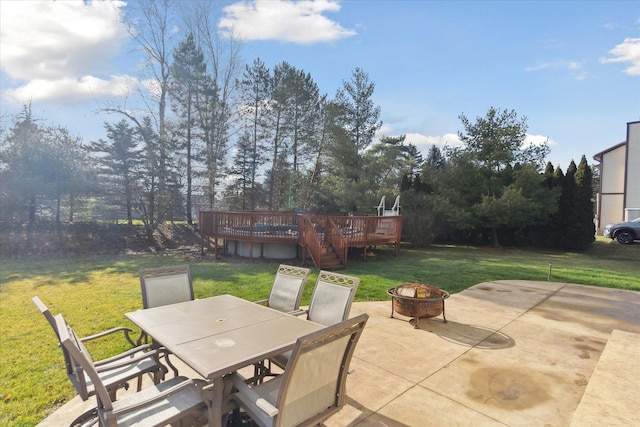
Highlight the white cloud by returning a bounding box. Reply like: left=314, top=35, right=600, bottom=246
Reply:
left=404, top=133, right=463, bottom=149
left=525, top=63, right=551, bottom=72
left=525, top=60, right=589, bottom=80
left=0, top=0, right=135, bottom=104
left=4, top=75, right=137, bottom=106
left=524, top=134, right=557, bottom=148
left=219, top=0, right=356, bottom=44
left=600, top=37, right=640, bottom=76
left=400, top=132, right=555, bottom=152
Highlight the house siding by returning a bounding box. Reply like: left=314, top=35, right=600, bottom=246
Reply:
left=594, top=121, right=640, bottom=233
left=625, top=121, right=640, bottom=217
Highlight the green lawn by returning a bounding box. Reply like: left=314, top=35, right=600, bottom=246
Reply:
left=1, top=239, right=639, bottom=426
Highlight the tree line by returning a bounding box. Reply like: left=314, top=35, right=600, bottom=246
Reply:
left=0, top=1, right=595, bottom=249
left=401, top=108, right=595, bottom=250
left=0, top=102, right=595, bottom=250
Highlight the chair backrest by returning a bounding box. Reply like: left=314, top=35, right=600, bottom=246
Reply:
left=307, top=271, right=360, bottom=326
left=139, top=265, right=194, bottom=309
left=267, top=265, right=311, bottom=312
left=32, top=296, right=75, bottom=376
left=275, top=313, right=368, bottom=426
left=54, top=313, right=115, bottom=406
left=32, top=296, right=57, bottom=334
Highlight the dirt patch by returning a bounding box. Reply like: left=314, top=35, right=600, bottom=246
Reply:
left=0, top=222, right=207, bottom=258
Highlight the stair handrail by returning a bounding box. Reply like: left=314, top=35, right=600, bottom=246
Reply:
left=302, top=216, right=323, bottom=268
left=326, top=218, right=347, bottom=266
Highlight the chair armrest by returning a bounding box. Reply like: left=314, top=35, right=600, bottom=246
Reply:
left=287, top=309, right=307, bottom=317
left=229, top=373, right=279, bottom=418
left=95, top=348, right=159, bottom=373
left=94, top=344, right=153, bottom=367
left=110, top=377, right=200, bottom=417
left=80, top=326, right=136, bottom=347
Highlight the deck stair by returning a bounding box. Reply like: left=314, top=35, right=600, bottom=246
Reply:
left=315, top=244, right=344, bottom=270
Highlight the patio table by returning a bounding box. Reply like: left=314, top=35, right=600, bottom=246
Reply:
left=125, top=294, right=323, bottom=427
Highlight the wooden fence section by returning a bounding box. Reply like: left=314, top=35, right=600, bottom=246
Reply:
left=198, top=211, right=402, bottom=269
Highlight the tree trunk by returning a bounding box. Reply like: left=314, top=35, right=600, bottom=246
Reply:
left=491, top=227, right=500, bottom=247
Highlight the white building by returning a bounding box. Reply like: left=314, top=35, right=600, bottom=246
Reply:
left=593, top=121, right=640, bottom=234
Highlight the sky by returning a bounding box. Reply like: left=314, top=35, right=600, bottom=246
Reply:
left=1, top=0, right=639, bottom=170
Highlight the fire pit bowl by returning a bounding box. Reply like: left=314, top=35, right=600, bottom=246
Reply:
left=387, top=283, right=449, bottom=329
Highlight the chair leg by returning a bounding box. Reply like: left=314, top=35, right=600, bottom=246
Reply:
left=162, top=352, right=180, bottom=377
left=252, top=360, right=271, bottom=384
left=69, top=406, right=98, bottom=427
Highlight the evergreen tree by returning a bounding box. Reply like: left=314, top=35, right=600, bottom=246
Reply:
left=136, top=116, right=167, bottom=236
left=570, top=155, right=595, bottom=249
left=0, top=105, right=49, bottom=222
left=400, top=174, right=412, bottom=192
left=266, top=62, right=291, bottom=209
left=170, top=32, right=207, bottom=224
left=323, top=68, right=382, bottom=212
left=281, top=65, right=322, bottom=209
left=543, top=162, right=555, bottom=189
left=454, top=107, right=551, bottom=246
left=39, top=126, right=93, bottom=223
left=90, top=120, right=143, bottom=224
left=237, top=58, right=271, bottom=209
left=559, top=161, right=577, bottom=249
left=425, top=145, right=446, bottom=170
left=1, top=105, right=93, bottom=223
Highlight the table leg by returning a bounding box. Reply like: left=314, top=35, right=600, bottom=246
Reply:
left=205, top=376, right=236, bottom=427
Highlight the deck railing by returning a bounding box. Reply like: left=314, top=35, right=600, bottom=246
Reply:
left=326, top=218, right=347, bottom=265
left=199, top=211, right=402, bottom=266
left=301, top=216, right=324, bottom=268
left=199, top=211, right=300, bottom=243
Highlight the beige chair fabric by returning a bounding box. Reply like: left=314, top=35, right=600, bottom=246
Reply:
left=55, top=313, right=207, bottom=427
left=268, top=271, right=360, bottom=371
left=228, top=314, right=368, bottom=427
left=32, top=296, right=165, bottom=401
left=256, top=265, right=311, bottom=313
left=139, top=265, right=194, bottom=309
left=306, top=271, right=360, bottom=326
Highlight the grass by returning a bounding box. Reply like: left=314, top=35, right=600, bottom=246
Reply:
left=1, top=239, right=639, bottom=426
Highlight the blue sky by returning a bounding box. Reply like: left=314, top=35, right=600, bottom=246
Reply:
left=1, top=0, right=639, bottom=170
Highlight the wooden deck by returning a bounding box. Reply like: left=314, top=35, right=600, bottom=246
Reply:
left=198, top=211, right=402, bottom=269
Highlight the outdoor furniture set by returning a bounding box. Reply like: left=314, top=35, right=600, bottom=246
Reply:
left=34, top=264, right=367, bottom=427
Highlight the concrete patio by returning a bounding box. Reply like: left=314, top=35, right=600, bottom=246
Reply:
left=39, top=280, right=640, bottom=426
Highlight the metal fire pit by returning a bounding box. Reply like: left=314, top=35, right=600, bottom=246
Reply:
left=387, top=283, right=449, bottom=329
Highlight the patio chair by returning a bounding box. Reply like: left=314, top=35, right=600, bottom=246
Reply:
left=226, top=313, right=369, bottom=427
left=55, top=313, right=207, bottom=427
left=254, top=264, right=311, bottom=313
left=138, top=265, right=194, bottom=375
left=33, top=296, right=136, bottom=348
left=139, top=264, right=194, bottom=309
left=32, top=296, right=168, bottom=401
left=305, top=270, right=360, bottom=326
left=262, top=271, right=360, bottom=376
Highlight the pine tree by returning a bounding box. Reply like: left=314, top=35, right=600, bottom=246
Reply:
left=237, top=58, right=271, bottom=209
left=572, top=155, right=595, bottom=249
left=170, top=32, right=207, bottom=223
left=324, top=68, right=382, bottom=212
left=559, top=161, right=577, bottom=249
left=89, top=120, right=142, bottom=224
